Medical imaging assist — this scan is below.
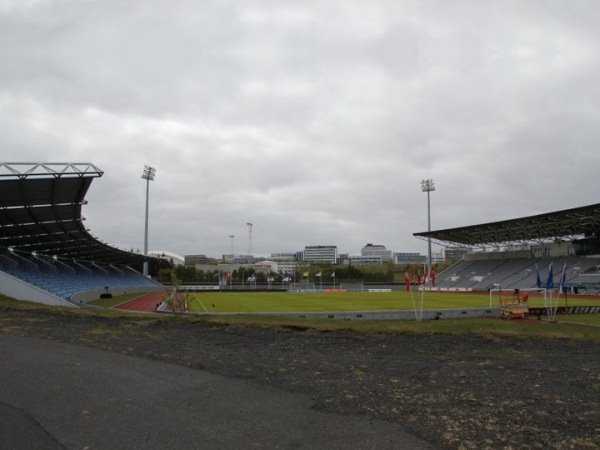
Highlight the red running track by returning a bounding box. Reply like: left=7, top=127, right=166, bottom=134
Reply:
left=115, top=291, right=167, bottom=312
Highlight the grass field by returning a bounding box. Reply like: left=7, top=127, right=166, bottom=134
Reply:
left=1, top=293, right=599, bottom=340
left=186, top=290, right=595, bottom=313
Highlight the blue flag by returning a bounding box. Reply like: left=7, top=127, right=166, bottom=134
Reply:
left=535, top=264, right=541, bottom=288
left=545, top=263, right=554, bottom=289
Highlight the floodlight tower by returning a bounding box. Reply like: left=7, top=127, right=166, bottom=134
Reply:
left=246, top=222, right=253, bottom=258
left=421, top=179, right=435, bottom=278
left=229, top=234, right=235, bottom=257
left=141, top=165, right=156, bottom=277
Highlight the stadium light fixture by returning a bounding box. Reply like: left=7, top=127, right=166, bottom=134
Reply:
left=246, top=222, right=253, bottom=258
left=142, top=165, right=156, bottom=276
left=421, top=179, right=435, bottom=279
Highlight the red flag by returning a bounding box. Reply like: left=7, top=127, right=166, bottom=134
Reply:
left=404, top=271, right=411, bottom=291
left=430, top=266, right=436, bottom=286
left=417, top=273, right=421, bottom=285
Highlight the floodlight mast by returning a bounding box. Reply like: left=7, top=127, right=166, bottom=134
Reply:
left=142, top=165, right=156, bottom=277
left=421, top=179, right=435, bottom=279
left=246, top=222, right=253, bottom=257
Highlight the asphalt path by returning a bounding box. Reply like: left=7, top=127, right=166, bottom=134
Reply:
left=0, top=335, right=433, bottom=450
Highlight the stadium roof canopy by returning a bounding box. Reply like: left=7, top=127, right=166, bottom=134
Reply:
left=413, top=203, right=600, bottom=246
left=0, top=162, right=162, bottom=271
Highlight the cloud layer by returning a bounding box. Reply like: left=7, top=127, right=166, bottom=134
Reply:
left=2, top=1, right=599, bottom=257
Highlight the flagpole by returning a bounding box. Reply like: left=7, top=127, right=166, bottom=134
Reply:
left=559, top=262, right=568, bottom=307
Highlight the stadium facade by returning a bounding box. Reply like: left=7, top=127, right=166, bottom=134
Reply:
left=0, top=162, right=166, bottom=306
left=414, top=203, right=600, bottom=293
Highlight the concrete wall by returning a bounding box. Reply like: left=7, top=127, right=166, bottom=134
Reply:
left=183, top=307, right=500, bottom=321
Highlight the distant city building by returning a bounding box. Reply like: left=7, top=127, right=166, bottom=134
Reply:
left=338, top=253, right=350, bottom=264
left=349, top=255, right=383, bottom=265
left=270, top=252, right=298, bottom=261
left=394, top=252, right=426, bottom=265
left=277, top=261, right=299, bottom=274
left=222, top=254, right=254, bottom=264
left=303, top=245, right=338, bottom=264
left=253, top=260, right=276, bottom=273
left=361, top=243, right=392, bottom=262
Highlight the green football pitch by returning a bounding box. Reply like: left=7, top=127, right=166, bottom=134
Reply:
left=186, top=290, right=586, bottom=314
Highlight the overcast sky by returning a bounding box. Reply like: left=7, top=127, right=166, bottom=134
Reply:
left=2, top=1, right=599, bottom=258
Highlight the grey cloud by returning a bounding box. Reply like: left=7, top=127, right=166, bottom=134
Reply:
left=2, top=1, right=600, bottom=257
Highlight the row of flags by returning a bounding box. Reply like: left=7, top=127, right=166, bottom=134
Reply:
left=301, top=271, right=335, bottom=278
left=404, top=267, right=436, bottom=291
left=221, top=272, right=273, bottom=283
left=239, top=272, right=336, bottom=282
left=227, top=264, right=567, bottom=289
left=536, top=262, right=568, bottom=291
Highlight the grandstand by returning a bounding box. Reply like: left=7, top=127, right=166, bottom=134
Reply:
left=0, top=163, right=167, bottom=307
left=414, top=203, right=600, bottom=293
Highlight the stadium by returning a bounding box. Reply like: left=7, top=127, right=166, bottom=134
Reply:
left=2, top=162, right=600, bottom=450
left=0, top=162, right=167, bottom=308
left=414, top=203, right=600, bottom=294
left=1, top=161, right=600, bottom=320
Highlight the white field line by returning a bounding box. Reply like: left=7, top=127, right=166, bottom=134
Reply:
left=192, top=294, right=208, bottom=313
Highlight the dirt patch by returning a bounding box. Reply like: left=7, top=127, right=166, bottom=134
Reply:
left=1, top=307, right=599, bottom=449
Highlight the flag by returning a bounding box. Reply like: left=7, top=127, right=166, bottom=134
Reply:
left=330, top=271, right=335, bottom=278
left=535, top=264, right=541, bottom=289
left=558, top=263, right=567, bottom=293
left=430, top=266, right=436, bottom=287
left=315, top=272, right=322, bottom=277
left=247, top=275, right=256, bottom=282
left=545, top=263, right=554, bottom=289
left=404, top=271, right=411, bottom=291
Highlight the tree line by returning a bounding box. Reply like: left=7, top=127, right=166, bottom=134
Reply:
left=157, top=261, right=449, bottom=285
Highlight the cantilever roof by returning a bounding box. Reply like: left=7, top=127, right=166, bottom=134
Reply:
left=0, top=162, right=162, bottom=270
left=0, top=162, right=104, bottom=179
left=413, top=203, right=600, bottom=246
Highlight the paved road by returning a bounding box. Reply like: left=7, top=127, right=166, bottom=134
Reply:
left=0, top=335, right=434, bottom=449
